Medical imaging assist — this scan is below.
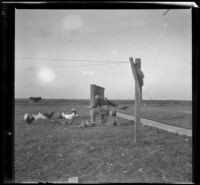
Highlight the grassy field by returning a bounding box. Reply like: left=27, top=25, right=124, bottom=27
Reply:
left=118, top=103, right=192, bottom=129
left=14, top=99, right=192, bottom=183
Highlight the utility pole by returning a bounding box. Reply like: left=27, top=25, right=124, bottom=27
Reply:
left=129, top=57, right=141, bottom=143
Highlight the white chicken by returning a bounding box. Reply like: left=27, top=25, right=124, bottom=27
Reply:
left=32, top=112, right=47, bottom=122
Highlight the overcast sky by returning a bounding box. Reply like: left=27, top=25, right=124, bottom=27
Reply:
left=15, top=9, right=192, bottom=100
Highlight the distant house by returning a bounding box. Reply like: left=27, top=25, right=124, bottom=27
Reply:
left=29, top=96, right=42, bottom=102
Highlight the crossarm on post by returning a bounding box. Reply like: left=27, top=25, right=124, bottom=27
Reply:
left=129, top=57, right=141, bottom=96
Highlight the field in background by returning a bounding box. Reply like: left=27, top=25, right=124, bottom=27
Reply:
left=116, top=100, right=192, bottom=129
left=16, top=99, right=192, bottom=129
left=14, top=99, right=192, bottom=183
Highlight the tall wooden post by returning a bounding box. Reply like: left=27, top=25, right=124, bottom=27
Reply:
left=129, top=57, right=141, bottom=143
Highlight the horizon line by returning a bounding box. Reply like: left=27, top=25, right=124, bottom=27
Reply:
left=14, top=98, right=192, bottom=101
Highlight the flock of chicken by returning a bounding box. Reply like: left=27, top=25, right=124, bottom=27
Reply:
left=23, top=105, right=130, bottom=126
left=24, top=108, right=79, bottom=124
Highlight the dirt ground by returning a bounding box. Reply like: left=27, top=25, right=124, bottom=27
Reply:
left=14, top=99, right=192, bottom=183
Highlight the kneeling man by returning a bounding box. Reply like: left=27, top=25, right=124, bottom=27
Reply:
left=90, top=94, right=118, bottom=126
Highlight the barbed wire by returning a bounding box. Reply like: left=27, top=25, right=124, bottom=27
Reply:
left=15, top=57, right=129, bottom=70
left=16, top=57, right=128, bottom=63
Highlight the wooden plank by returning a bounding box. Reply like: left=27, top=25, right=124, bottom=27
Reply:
left=90, top=84, right=104, bottom=106
left=116, top=112, right=192, bottom=137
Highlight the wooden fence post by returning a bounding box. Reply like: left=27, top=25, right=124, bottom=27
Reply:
left=129, top=57, right=141, bottom=143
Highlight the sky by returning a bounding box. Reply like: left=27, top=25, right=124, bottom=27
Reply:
left=15, top=9, right=192, bottom=100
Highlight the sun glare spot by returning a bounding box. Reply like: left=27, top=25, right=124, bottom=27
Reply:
left=38, top=68, right=55, bottom=83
